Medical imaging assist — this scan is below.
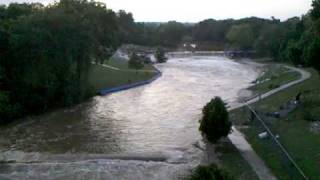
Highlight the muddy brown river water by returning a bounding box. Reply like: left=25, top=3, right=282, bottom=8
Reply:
left=0, top=56, right=260, bottom=180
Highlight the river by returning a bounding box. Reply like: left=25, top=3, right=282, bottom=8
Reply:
left=0, top=55, right=260, bottom=180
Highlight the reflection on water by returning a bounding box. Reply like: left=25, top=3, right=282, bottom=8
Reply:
left=0, top=56, right=259, bottom=179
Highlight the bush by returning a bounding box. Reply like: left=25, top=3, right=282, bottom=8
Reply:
left=0, top=91, right=22, bottom=123
left=199, top=97, right=232, bottom=143
left=155, top=47, right=167, bottom=63
left=188, top=164, right=234, bottom=180
left=128, top=53, right=144, bottom=69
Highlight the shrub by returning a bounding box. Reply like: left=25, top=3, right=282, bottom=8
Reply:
left=188, top=164, right=234, bottom=180
left=155, top=47, right=167, bottom=63
left=0, top=91, right=22, bottom=123
left=199, top=97, right=232, bottom=143
left=128, top=53, right=144, bottom=69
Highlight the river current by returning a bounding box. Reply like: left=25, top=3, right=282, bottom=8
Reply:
left=0, top=56, right=260, bottom=180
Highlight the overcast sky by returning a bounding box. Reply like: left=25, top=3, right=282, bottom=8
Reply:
left=2, top=0, right=313, bottom=22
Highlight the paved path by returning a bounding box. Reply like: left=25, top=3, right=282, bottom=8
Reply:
left=231, top=66, right=311, bottom=110
left=227, top=65, right=311, bottom=180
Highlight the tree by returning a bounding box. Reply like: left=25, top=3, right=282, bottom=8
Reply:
left=309, top=0, right=320, bottom=73
left=286, top=40, right=302, bottom=65
left=0, top=91, right=21, bottom=123
left=192, top=19, right=232, bottom=43
left=117, top=10, right=137, bottom=44
left=155, top=47, right=167, bottom=63
left=0, top=0, right=121, bottom=121
left=311, top=0, right=320, bottom=20
left=226, top=24, right=255, bottom=50
left=6, top=3, right=33, bottom=19
left=254, top=24, right=285, bottom=57
left=0, top=5, right=6, bottom=20
left=132, top=22, right=159, bottom=46
left=157, top=21, right=187, bottom=47
left=199, top=97, right=231, bottom=143
left=128, top=53, right=144, bottom=69
left=303, top=37, right=320, bottom=72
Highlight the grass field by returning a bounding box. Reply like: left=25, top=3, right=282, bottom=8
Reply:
left=107, top=57, right=156, bottom=71
left=89, top=58, right=157, bottom=91
left=231, top=68, right=320, bottom=179
left=215, top=140, right=259, bottom=180
left=249, top=64, right=301, bottom=96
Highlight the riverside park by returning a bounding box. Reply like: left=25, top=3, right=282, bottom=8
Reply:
left=0, top=0, right=320, bottom=179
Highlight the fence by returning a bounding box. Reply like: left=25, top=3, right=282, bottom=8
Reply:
left=98, top=68, right=162, bottom=96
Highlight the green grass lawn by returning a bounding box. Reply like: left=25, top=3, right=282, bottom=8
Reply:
left=88, top=64, right=157, bottom=91
left=215, top=140, right=259, bottom=180
left=231, top=68, right=320, bottom=179
left=89, top=57, right=158, bottom=91
left=106, top=57, right=156, bottom=71
left=249, top=64, right=301, bottom=96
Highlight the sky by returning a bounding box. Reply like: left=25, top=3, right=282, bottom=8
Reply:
left=2, top=0, right=313, bottom=22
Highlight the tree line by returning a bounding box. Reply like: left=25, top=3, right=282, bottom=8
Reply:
left=117, top=0, right=319, bottom=74
left=0, top=0, right=124, bottom=122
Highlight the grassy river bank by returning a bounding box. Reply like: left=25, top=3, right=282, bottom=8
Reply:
left=89, top=58, right=158, bottom=92
left=230, top=64, right=319, bottom=179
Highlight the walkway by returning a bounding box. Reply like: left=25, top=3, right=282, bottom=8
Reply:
left=228, top=65, right=311, bottom=180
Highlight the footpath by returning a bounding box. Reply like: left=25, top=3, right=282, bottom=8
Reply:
left=228, top=66, right=311, bottom=180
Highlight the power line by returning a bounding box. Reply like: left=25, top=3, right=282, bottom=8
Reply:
left=245, top=103, right=309, bottom=180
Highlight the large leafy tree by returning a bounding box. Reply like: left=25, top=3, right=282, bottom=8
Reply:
left=311, top=0, right=320, bottom=20
left=117, top=10, right=136, bottom=44
left=0, top=0, right=120, bottom=121
left=193, top=19, right=232, bottom=43
left=226, top=24, right=255, bottom=50
left=254, top=24, right=285, bottom=57
left=310, top=0, right=320, bottom=73
left=157, top=21, right=187, bottom=47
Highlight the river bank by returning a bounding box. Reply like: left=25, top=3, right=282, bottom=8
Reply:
left=0, top=55, right=262, bottom=180
left=230, top=65, right=318, bottom=179
left=202, top=63, right=309, bottom=180
left=89, top=59, right=160, bottom=95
